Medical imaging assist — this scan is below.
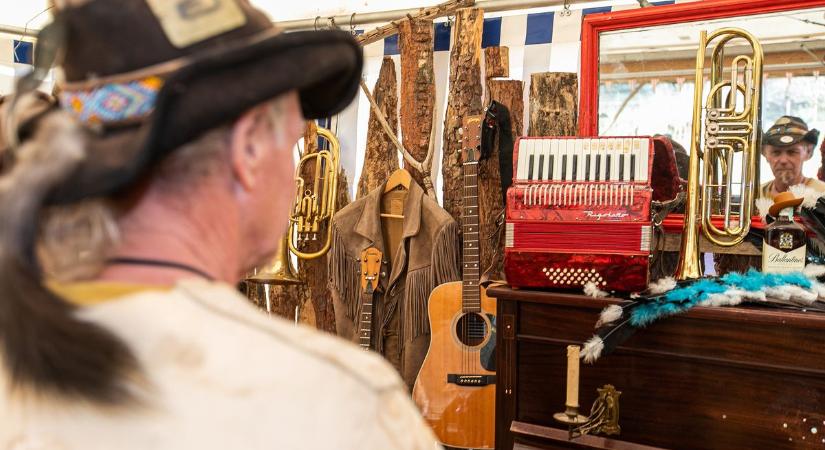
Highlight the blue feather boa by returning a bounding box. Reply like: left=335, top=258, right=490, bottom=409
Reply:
left=629, top=269, right=813, bottom=327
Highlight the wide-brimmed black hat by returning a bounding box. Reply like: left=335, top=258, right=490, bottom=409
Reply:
left=764, top=115, right=820, bottom=148
left=9, top=0, right=362, bottom=205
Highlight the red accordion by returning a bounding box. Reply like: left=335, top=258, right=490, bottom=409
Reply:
left=504, top=136, right=671, bottom=292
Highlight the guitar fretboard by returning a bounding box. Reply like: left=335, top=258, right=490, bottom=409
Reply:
left=462, top=159, right=481, bottom=313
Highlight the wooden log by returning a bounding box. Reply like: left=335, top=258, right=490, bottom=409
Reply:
left=441, top=7, right=484, bottom=223
left=484, top=46, right=509, bottom=80
left=479, top=79, right=523, bottom=275
left=357, top=57, right=400, bottom=199
left=399, top=18, right=436, bottom=191
left=528, top=72, right=578, bottom=137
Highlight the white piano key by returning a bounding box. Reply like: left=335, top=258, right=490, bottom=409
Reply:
left=597, top=139, right=607, bottom=181
left=540, top=139, right=552, bottom=180
left=527, top=140, right=538, bottom=180
left=550, top=139, right=560, bottom=181
left=516, top=139, right=529, bottom=180
left=587, top=138, right=596, bottom=182
left=638, top=138, right=650, bottom=183
left=575, top=139, right=585, bottom=182
left=607, top=138, right=622, bottom=181
left=564, top=140, right=575, bottom=181
left=622, top=138, right=633, bottom=182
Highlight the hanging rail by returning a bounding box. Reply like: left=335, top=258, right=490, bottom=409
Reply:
left=280, top=0, right=594, bottom=30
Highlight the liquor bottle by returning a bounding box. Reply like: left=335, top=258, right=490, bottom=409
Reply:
left=762, top=206, right=806, bottom=273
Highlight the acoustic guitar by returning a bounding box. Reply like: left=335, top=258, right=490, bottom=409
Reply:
left=413, top=116, right=497, bottom=449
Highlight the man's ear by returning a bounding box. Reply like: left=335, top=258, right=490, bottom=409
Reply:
left=229, top=106, right=266, bottom=191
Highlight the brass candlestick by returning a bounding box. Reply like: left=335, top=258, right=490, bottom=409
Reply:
left=553, top=407, right=588, bottom=426
left=553, top=345, right=621, bottom=438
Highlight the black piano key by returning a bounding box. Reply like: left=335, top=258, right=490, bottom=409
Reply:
left=561, top=155, right=568, bottom=181
left=549, top=155, right=555, bottom=181
left=619, top=154, right=625, bottom=181
left=605, top=155, right=612, bottom=180
left=595, top=155, right=601, bottom=181
left=585, top=155, right=591, bottom=181
left=538, top=155, right=545, bottom=180
left=528, top=154, right=535, bottom=180
left=631, top=154, right=636, bottom=181
left=572, top=155, right=578, bottom=181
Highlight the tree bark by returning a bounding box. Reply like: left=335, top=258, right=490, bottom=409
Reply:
left=479, top=79, right=524, bottom=275
left=441, top=7, right=484, bottom=223
left=484, top=46, right=509, bottom=80
left=358, top=57, right=399, bottom=199
left=399, top=18, right=436, bottom=191
left=528, top=72, right=578, bottom=137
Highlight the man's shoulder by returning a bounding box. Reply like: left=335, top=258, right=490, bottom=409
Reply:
left=82, top=280, right=405, bottom=395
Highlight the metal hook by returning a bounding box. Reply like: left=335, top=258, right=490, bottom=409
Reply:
left=314, top=16, right=321, bottom=31
left=328, top=16, right=336, bottom=29
left=562, top=0, right=572, bottom=16
left=350, top=12, right=357, bottom=35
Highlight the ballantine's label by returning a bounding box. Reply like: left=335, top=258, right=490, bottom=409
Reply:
left=762, top=243, right=806, bottom=274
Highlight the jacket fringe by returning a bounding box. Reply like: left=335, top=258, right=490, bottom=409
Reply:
left=403, top=221, right=461, bottom=340
left=328, top=225, right=360, bottom=320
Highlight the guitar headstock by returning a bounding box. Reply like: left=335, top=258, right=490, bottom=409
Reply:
left=359, top=247, right=383, bottom=294
left=461, top=115, right=483, bottom=164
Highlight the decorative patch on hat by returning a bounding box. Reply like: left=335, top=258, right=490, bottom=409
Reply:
left=60, top=76, right=163, bottom=125
left=145, top=0, right=247, bottom=48
left=780, top=135, right=794, bottom=144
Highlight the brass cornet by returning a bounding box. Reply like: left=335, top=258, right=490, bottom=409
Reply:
left=675, top=28, right=763, bottom=280
left=288, top=126, right=340, bottom=260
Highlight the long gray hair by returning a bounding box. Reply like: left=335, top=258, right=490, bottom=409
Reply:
left=0, top=93, right=139, bottom=404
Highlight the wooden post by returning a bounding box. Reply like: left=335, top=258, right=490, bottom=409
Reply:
left=479, top=77, right=523, bottom=275
left=528, top=72, right=578, bottom=137
left=399, top=18, right=436, bottom=191
left=484, top=46, right=509, bottom=80
left=442, top=7, right=484, bottom=223
left=358, top=57, right=400, bottom=199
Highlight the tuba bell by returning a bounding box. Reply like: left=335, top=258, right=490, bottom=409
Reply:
left=675, top=28, right=763, bottom=280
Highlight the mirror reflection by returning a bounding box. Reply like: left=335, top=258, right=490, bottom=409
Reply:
left=598, top=7, right=825, bottom=194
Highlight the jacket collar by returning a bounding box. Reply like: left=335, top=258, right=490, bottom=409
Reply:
left=353, top=179, right=424, bottom=245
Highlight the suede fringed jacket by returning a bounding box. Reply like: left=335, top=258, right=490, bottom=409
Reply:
left=329, top=180, right=460, bottom=389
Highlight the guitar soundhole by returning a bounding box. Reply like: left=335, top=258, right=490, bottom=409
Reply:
left=456, top=313, right=488, bottom=347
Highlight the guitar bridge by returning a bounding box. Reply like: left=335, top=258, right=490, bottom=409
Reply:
left=447, top=374, right=496, bottom=386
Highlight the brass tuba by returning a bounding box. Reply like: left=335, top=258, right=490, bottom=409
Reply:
left=288, top=126, right=340, bottom=260
left=244, top=126, right=340, bottom=293
left=675, top=28, right=763, bottom=280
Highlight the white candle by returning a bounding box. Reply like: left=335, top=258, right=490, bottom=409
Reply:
left=565, top=345, right=580, bottom=409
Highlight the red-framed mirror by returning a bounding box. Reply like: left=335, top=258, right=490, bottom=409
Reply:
left=579, top=0, right=825, bottom=139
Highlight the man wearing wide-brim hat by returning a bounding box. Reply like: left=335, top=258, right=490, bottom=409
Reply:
left=760, top=115, right=825, bottom=199
left=0, top=0, right=439, bottom=448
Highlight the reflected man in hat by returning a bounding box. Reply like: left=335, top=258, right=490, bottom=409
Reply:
left=0, top=0, right=439, bottom=448
left=760, top=115, right=825, bottom=198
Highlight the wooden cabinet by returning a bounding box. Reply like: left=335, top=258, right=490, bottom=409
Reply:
left=489, top=286, right=825, bottom=450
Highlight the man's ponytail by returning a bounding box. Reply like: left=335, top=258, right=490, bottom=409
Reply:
left=0, top=101, right=139, bottom=404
